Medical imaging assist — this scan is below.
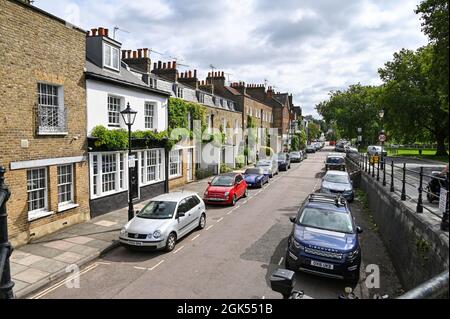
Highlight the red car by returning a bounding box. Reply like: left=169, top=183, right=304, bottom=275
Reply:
left=203, top=173, right=248, bottom=206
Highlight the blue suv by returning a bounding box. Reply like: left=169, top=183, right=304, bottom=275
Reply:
left=285, top=194, right=362, bottom=285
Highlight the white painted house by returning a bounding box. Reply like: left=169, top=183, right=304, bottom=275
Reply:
left=85, top=28, right=171, bottom=216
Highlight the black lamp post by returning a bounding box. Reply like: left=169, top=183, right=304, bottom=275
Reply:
left=121, top=103, right=138, bottom=221
left=379, top=109, right=385, bottom=170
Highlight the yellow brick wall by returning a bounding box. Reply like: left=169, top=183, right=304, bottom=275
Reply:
left=0, top=0, right=89, bottom=247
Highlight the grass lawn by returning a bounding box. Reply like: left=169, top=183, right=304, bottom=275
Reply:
left=386, top=148, right=449, bottom=163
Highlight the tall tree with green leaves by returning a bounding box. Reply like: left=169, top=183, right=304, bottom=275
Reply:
left=415, top=0, right=449, bottom=109
left=379, top=45, right=449, bottom=155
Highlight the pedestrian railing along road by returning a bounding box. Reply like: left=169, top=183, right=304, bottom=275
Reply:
left=346, top=153, right=449, bottom=232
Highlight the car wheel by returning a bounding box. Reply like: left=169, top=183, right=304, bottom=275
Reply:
left=285, top=253, right=296, bottom=271
left=259, top=181, right=263, bottom=188
left=198, top=213, right=206, bottom=230
left=231, top=195, right=237, bottom=206
left=165, top=232, right=177, bottom=252
left=269, top=174, right=273, bottom=178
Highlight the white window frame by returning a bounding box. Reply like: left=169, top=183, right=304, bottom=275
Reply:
left=177, top=86, right=184, bottom=98
left=103, top=42, right=120, bottom=71
left=149, top=77, right=158, bottom=89
left=90, top=152, right=127, bottom=199
left=57, top=164, right=74, bottom=208
left=169, top=150, right=183, bottom=178
left=197, top=92, right=205, bottom=103
left=108, top=95, right=122, bottom=126
left=27, top=167, right=50, bottom=221
left=144, top=102, right=156, bottom=129
left=140, top=149, right=165, bottom=186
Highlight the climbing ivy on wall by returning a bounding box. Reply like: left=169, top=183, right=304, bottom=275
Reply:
left=168, top=97, right=207, bottom=133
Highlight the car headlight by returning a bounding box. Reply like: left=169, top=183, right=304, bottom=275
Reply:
left=224, top=192, right=230, bottom=197
left=291, top=237, right=304, bottom=251
left=120, top=228, right=127, bottom=236
left=153, top=230, right=162, bottom=239
left=204, top=191, right=209, bottom=197
left=347, top=248, right=360, bottom=260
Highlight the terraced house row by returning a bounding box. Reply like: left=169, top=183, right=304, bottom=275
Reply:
left=0, top=0, right=302, bottom=246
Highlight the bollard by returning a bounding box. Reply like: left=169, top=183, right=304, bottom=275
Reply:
left=0, top=167, right=14, bottom=299
left=372, top=160, right=375, bottom=178
left=368, top=158, right=371, bottom=175
left=364, top=154, right=367, bottom=173
left=382, top=159, right=387, bottom=186
left=390, top=160, right=395, bottom=192
left=416, top=167, right=423, bottom=213
left=377, top=158, right=380, bottom=182
left=401, top=163, right=406, bottom=200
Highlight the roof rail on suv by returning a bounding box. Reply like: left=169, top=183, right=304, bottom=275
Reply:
left=307, top=193, right=347, bottom=207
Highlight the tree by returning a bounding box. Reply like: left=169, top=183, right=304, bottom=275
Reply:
left=307, top=123, right=321, bottom=141
left=379, top=45, right=449, bottom=155
left=415, top=0, right=449, bottom=111
left=316, top=84, right=383, bottom=145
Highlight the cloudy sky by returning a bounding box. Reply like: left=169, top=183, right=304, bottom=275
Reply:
left=34, top=0, right=428, bottom=117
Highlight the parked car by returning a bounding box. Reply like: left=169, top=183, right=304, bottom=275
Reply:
left=306, top=145, right=316, bottom=153
left=256, top=158, right=279, bottom=178
left=289, top=151, right=302, bottom=163
left=203, top=173, right=248, bottom=206
left=335, top=142, right=346, bottom=152
left=325, top=154, right=346, bottom=171
left=320, top=171, right=354, bottom=202
left=275, top=153, right=291, bottom=171
left=285, top=193, right=362, bottom=284
left=244, top=167, right=269, bottom=188
left=367, top=145, right=388, bottom=157
left=119, top=192, right=206, bottom=252
left=300, top=150, right=308, bottom=160
left=345, top=145, right=359, bottom=153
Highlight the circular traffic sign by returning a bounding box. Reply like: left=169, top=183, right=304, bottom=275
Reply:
left=379, top=134, right=386, bottom=142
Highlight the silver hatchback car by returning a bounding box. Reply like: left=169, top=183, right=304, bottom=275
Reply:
left=119, top=192, right=206, bottom=252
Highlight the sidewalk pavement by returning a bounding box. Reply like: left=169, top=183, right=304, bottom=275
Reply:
left=10, top=165, right=253, bottom=298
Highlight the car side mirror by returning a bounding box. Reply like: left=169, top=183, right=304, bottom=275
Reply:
left=289, top=216, right=296, bottom=223
left=270, top=269, right=296, bottom=299
left=356, top=226, right=363, bottom=234
left=177, top=212, right=186, bottom=218
left=135, top=210, right=140, bottom=215
left=208, top=181, right=211, bottom=185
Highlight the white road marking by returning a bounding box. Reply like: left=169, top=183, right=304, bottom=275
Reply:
left=149, top=260, right=164, bottom=271
left=95, top=262, right=111, bottom=265
left=172, top=246, right=185, bottom=254
left=191, top=234, right=201, bottom=241
left=30, top=263, right=100, bottom=299
left=278, top=257, right=284, bottom=266
left=206, top=225, right=214, bottom=231
left=134, top=266, right=147, bottom=270
left=216, top=217, right=224, bottom=223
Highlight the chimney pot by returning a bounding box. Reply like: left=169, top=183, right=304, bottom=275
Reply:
left=133, top=51, right=138, bottom=59
left=153, top=62, right=157, bottom=70
left=98, top=27, right=105, bottom=36
left=143, top=48, right=149, bottom=58
left=173, top=61, right=177, bottom=69
left=188, top=70, right=192, bottom=78
left=221, top=71, right=224, bottom=77
left=158, top=61, right=162, bottom=69
left=194, top=70, right=197, bottom=78
left=104, top=28, right=109, bottom=37
left=168, top=62, right=172, bottom=69
left=91, top=28, right=98, bottom=36
left=137, top=49, right=143, bottom=58
left=163, top=63, right=167, bottom=69
left=122, top=50, right=127, bottom=59
left=86, top=30, right=91, bottom=37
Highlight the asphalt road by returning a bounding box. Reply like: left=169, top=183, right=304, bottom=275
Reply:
left=29, top=147, right=396, bottom=299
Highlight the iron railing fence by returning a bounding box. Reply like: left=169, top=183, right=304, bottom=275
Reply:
left=346, top=152, right=449, bottom=231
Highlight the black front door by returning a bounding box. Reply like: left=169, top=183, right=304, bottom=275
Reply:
left=130, top=153, right=139, bottom=200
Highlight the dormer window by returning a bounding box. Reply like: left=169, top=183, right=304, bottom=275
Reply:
left=197, top=92, right=205, bottom=103
left=103, top=42, right=120, bottom=71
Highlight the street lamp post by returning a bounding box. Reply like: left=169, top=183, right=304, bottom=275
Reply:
left=0, top=167, right=14, bottom=299
left=121, top=103, right=138, bottom=222
left=379, top=109, right=385, bottom=170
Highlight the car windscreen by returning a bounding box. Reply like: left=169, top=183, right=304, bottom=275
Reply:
left=211, top=175, right=235, bottom=187
left=276, top=154, right=287, bottom=160
left=290, top=152, right=300, bottom=156
left=137, top=201, right=177, bottom=219
left=245, top=168, right=262, bottom=175
left=327, top=157, right=344, bottom=164
left=324, top=174, right=350, bottom=184
left=298, top=208, right=354, bottom=233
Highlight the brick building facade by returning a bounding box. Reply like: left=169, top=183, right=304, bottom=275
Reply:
left=0, top=0, right=89, bottom=246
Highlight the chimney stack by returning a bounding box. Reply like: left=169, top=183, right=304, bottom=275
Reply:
left=91, top=28, right=98, bottom=36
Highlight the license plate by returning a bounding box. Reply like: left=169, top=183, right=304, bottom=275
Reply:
left=311, top=260, right=334, bottom=270
left=129, top=241, right=143, bottom=246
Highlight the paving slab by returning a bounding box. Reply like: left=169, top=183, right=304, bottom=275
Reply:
left=18, top=244, right=65, bottom=259
left=53, top=252, right=84, bottom=264
left=10, top=263, right=28, bottom=276
left=64, top=236, right=95, bottom=245
left=31, top=258, right=68, bottom=273
left=14, top=268, right=50, bottom=284
left=14, top=254, right=44, bottom=267
left=67, top=245, right=99, bottom=256
left=42, top=240, right=78, bottom=251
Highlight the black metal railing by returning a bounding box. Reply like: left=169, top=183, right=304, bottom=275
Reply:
left=0, top=167, right=14, bottom=299
left=397, top=271, right=449, bottom=299
left=347, top=153, right=449, bottom=231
